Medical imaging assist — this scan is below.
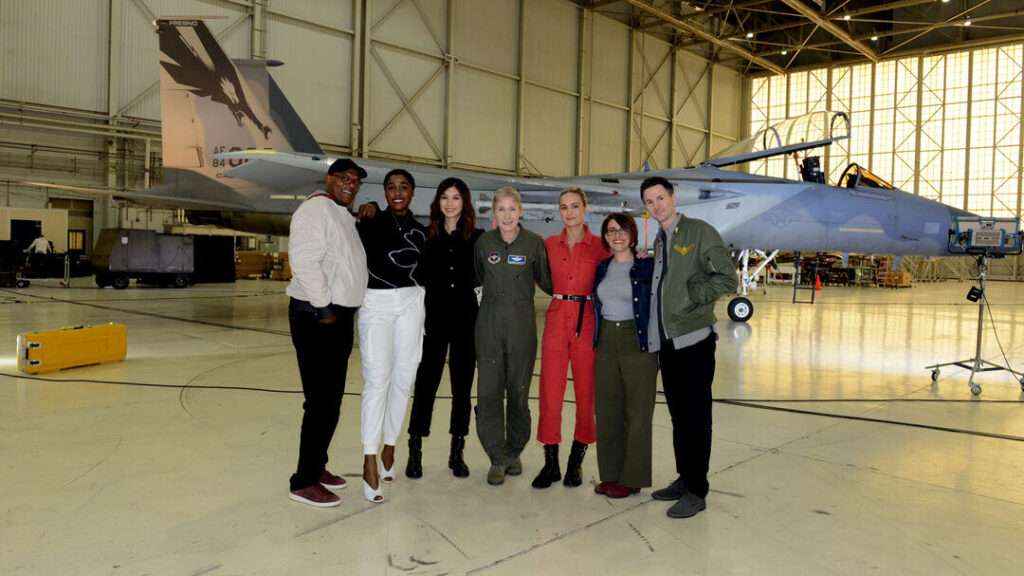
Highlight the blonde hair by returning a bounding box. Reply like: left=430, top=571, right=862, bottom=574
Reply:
left=559, top=186, right=588, bottom=207
left=493, top=187, right=522, bottom=211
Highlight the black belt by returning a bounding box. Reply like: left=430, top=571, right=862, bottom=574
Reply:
left=553, top=293, right=592, bottom=337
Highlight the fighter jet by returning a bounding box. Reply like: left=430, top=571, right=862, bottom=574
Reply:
left=37, top=18, right=973, bottom=322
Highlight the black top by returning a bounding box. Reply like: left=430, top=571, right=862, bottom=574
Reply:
left=357, top=209, right=428, bottom=289
left=423, top=227, right=484, bottom=311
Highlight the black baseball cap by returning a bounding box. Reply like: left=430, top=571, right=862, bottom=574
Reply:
left=327, top=158, right=367, bottom=178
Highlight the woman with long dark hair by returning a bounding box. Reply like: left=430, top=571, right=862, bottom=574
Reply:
left=405, top=177, right=484, bottom=479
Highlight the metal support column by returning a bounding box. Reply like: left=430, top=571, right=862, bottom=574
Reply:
left=627, top=27, right=635, bottom=170
left=516, top=0, right=527, bottom=174
left=575, top=6, right=587, bottom=176
left=913, top=56, right=924, bottom=196
left=706, top=61, right=714, bottom=162
left=964, top=51, right=974, bottom=211
left=361, top=0, right=372, bottom=158
left=351, top=0, right=363, bottom=153
left=669, top=45, right=677, bottom=168
left=444, top=0, right=455, bottom=169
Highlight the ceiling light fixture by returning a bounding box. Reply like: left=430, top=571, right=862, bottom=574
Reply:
left=843, top=14, right=851, bottom=21
left=871, top=35, right=879, bottom=41
left=781, top=50, right=788, bottom=55
left=964, top=18, right=972, bottom=26
left=746, top=32, right=754, bottom=38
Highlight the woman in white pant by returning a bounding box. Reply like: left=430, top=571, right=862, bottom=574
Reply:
left=357, top=168, right=427, bottom=503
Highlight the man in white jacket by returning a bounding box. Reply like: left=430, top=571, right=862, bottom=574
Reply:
left=286, top=158, right=369, bottom=507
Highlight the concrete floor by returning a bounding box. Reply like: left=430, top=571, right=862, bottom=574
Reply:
left=2, top=278, right=1023, bottom=575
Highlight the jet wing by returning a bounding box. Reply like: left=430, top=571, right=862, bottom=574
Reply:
left=703, top=110, right=850, bottom=168
left=23, top=181, right=255, bottom=211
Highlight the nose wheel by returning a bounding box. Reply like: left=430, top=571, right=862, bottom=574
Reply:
left=727, top=297, right=753, bottom=322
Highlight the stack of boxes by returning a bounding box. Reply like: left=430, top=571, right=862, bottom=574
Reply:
left=270, top=252, right=291, bottom=281
left=234, top=251, right=292, bottom=280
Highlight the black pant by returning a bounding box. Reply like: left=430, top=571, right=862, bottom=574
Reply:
left=288, top=298, right=357, bottom=491
left=407, top=313, right=476, bottom=437
left=658, top=332, right=716, bottom=499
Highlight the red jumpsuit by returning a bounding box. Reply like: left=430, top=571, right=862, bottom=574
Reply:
left=537, top=227, right=610, bottom=445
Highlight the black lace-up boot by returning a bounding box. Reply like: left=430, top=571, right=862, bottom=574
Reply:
left=531, top=444, right=561, bottom=488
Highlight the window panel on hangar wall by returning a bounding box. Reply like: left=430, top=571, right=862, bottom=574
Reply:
left=744, top=42, right=1023, bottom=220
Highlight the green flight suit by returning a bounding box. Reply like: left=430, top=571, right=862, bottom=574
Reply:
left=474, top=226, right=553, bottom=466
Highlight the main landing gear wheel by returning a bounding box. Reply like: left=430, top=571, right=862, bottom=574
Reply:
left=112, top=275, right=130, bottom=290
left=172, top=274, right=190, bottom=289
left=931, top=369, right=940, bottom=382
left=970, top=384, right=982, bottom=396
left=727, top=297, right=753, bottom=322
left=1019, top=376, right=1024, bottom=391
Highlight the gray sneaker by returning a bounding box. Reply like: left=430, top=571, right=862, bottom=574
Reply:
left=651, top=477, right=686, bottom=501
left=667, top=491, right=706, bottom=518
left=487, top=464, right=506, bottom=485
left=505, top=456, right=522, bottom=476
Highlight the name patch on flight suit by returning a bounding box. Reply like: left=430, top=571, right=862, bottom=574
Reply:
left=488, top=251, right=501, bottom=264
left=674, top=243, right=695, bottom=256
left=507, top=255, right=526, bottom=265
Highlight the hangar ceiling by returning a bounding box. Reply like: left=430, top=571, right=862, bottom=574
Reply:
left=576, top=0, right=1024, bottom=74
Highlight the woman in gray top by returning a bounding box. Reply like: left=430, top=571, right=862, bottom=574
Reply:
left=590, top=213, right=659, bottom=498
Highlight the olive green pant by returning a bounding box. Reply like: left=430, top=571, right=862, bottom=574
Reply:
left=475, top=300, right=538, bottom=466
left=595, top=319, right=659, bottom=488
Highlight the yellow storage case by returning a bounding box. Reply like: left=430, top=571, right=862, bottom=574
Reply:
left=17, top=323, right=127, bottom=374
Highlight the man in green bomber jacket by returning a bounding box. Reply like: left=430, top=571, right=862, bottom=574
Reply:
left=640, top=175, right=738, bottom=519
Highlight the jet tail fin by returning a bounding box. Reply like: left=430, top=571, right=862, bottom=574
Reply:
left=156, top=18, right=322, bottom=172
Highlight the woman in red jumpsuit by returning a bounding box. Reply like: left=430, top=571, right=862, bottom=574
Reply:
left=532, top=187, right=610, bottom=489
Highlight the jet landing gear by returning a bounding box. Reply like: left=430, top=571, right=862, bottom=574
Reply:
left=728, top=248, right=779, bottom=323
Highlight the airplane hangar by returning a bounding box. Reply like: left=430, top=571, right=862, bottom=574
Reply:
left=2, top=1, right=1023, bottom=574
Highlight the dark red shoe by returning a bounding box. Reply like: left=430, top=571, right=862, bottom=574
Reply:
left=319, top=470, right=347, bottom=490
left=595, top=482, right=614, bottom=495
left=604, top=482, right=640, bottom=499
left=290, top=484, right=341, bottom=507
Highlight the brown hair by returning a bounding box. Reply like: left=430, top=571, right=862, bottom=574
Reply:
left=558, top=186, right=588, bottom=207
left=428, top=177, right=477, bottom=241
left=600, top=212, right=638, bottom=254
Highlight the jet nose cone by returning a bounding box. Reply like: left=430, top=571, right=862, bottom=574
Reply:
left=949, top=206, right=977, bottom=221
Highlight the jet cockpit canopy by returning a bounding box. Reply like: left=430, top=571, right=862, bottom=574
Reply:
left=703, top=111, right=850, bottom=168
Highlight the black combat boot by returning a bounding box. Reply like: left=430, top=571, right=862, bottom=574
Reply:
left=405, top=435, right=423, bottom=479
left=449, top=435, right=470, bottom=478
left=531, top=444, right=561, bottom=488
left=563, top=440, right=588, bottom=487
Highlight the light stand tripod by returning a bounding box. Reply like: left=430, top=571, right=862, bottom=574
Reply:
left=926, top=254, right=1024, bottom=395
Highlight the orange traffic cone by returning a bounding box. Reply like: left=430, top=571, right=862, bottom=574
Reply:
left=814, top=275, right=822, bottom=291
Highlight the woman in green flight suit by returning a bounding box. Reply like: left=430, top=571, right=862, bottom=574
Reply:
left=474, top=187, right=553, bottom=486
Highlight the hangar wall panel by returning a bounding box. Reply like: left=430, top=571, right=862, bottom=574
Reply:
left=676, top=52, right=710, bottom=133
left=278, top=0, right=355, bottom=30
left=588, top=106, right=628, bottom=175
left=367, top=48, right=446, bottom=160
left=266, top=14, right=353, bottom=147
left=635, top=36, right=673, bottom=122
left=0, top=0, right=108, bottom=111
left=523, top=0, right=579, bottom=94
left=453, top=0, right=518, bottom=77
left=523, top=86, right=576, bottom=176
left=712, top=67, right=743, bottom=144
left=372, top=0, right=446, bottom=58
left=451, top=69, right=517, bottom=171
left=590, top=15, right=630, bottom=107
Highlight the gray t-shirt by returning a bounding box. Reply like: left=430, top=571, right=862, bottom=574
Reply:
left=596, top=260, right=634, bottom=322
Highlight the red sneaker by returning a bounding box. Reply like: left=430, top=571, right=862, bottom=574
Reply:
left=289, top=484, right=341, bottom=508
left=320, top=470, right=347, bottom=490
